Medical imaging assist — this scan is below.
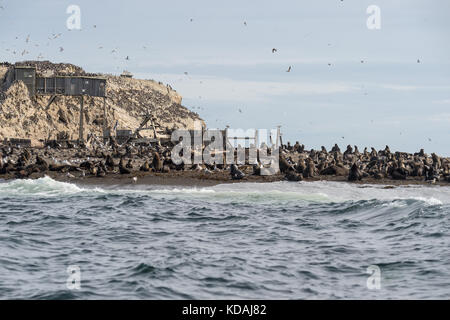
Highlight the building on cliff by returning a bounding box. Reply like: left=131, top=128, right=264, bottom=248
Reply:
left=11, top=65, right=106, bottom=98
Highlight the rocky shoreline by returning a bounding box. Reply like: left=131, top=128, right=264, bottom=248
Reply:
left=1, top=140, right=449, bottom=188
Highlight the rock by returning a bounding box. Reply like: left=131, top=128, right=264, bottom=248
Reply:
left=58, top=108, right=68, bottom=124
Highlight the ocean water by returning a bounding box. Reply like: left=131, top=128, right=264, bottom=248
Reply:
left=0, top=176, right=449, bottom=299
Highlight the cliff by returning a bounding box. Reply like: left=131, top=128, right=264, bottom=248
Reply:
left=0, top=61, right=204, bottom=145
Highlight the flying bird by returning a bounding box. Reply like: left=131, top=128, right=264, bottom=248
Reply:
left=59, top=47, right=64, bottom=52
left=286, top=66, right=292, bottom=72
left=417, top=59, right=421, bottom=63
left=244, top=21, right=247, bottom=26
left=125, top=56, right=130, bottom=60
left=272, top=48, right=277, bottom=53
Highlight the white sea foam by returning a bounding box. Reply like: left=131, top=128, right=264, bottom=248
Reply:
left=0, top=176, right=102, bottom=197
left=0, top=176, right=449, bottom=205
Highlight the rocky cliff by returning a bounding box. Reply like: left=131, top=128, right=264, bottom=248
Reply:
left=0, top=61, right=204, bottom=145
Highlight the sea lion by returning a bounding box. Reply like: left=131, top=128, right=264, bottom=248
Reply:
left=152, top=152, right=162, bottom=172
left=431, top=153, right=441, bottom=169
left=89, top=165, right=98, bottom=176
left=98, top=161, right=108, bottom=173
left=286, top=142, right=292, bottom=151
left=344, top=145, right=353, bottom=156
left=140, top=161, right=150, bottom=172
left=230, top=164, right=245, bottom=180
left=1, top=160, right=14, bottom=174
left=363, top=147, right=369, bottom=158
left=252, top=163, right=261, bottom=176
left=348, top=163, right=362, bottom=181
left=97, top=167, right=106, bottom=177
left=331, top=144, right=341, bottom=153
left=415, top=149, right=425, bottom=157
left=285, top=171, right=303, bottom=181
left=35, top=155, right=49, bottom=171
left=425, top=166, right=439, bottom=182
left=105, top=154, right=115, bottom=170
left=370, top=147, right=377, bottom=158
left=279, top=154, right=294, bottom=173
left=296, top=159, right=306, bottom=174
left=412, top=161, right=424, bottom=177
left=119, top=158, right=131, bottom=174
left=390, top=164, right=407, bottom=180
left=303, top=158, right=316, bottom=178
left=80, top=160, right=94, bottom=170
left=126, top=159, right=133, bottom=169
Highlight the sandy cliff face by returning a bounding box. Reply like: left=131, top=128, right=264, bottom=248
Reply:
left=0, top=61, right=204, bottom=144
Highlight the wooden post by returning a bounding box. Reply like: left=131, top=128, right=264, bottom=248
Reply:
left=79, top=95, right=84, bottom=143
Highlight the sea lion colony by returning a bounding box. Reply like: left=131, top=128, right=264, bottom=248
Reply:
left=278, top=143, right=450, bottom=184
left=0, top=61, right=448, bottom=185
left=0, top=138, right=449, bottom=185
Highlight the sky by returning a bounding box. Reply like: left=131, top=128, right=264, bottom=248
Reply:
left=1, top=0, right=449, bottom=155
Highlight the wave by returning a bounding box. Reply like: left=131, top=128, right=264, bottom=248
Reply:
left=0, top=176, right=449, bottom=206
left=0, top=176, right=103, bottom=197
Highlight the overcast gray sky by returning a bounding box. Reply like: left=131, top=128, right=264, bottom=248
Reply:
left=1, top=0, right=449, bottom=155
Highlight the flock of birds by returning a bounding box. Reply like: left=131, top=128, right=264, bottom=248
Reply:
left=0, top=2, right=432, bottom=145
left=1, top=2, right=423, bottom=74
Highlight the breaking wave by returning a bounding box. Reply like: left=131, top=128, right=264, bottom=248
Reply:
left=0, top=176, right=448, bottom=206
